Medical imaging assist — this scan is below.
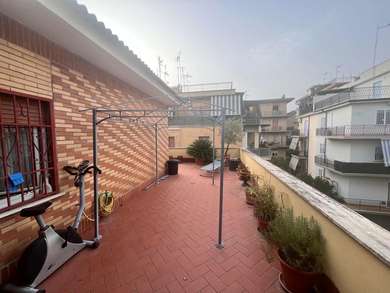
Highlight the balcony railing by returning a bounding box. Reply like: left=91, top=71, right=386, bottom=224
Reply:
left=242, top=116, right=261, bottom=125
left=261, top=126, right=286, bottom=132
left=314, top=86, right=390, bottom=110
left=261, top=110, right=287, bottom=117
left=316, top=124, right=390, bottom=137
left=315, top=155, right=390, bottom=175
left=248, top=147, right=271, bottom=157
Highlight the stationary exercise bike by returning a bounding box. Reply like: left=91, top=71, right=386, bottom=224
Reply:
left=1, top=160, right=101, bottom=293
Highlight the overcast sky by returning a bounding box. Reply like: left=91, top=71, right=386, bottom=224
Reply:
left=78, top=0, right=390, bottom=105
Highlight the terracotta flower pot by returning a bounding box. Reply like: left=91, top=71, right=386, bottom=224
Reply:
left=245, top=193, right=255, bottom=205
left=278, top=250, right=321, bottom=293
left=257, top=217, right=269, bottom=232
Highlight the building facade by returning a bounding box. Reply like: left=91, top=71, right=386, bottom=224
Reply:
left=297, top=59, right=390, bottom=206
left=0, top=0, right=178, bottom=281
left=168, top=83, right=243, bottom=160
left=242, top=97, right=293, bottom=157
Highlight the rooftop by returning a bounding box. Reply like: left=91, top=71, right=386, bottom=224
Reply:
left=0, top=0, right=179, bottom=105
left=41, top=164, right=281, bottom=293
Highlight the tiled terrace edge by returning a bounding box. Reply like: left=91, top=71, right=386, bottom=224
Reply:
left=240, top=149, right=390, bottom=293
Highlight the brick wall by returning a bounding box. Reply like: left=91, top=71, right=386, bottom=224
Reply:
left=0, top=16, right=169, bottom=283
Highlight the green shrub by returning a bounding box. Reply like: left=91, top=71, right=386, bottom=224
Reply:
left=186, top=139, right=213, bottom=163
left=270, top=156, right=291, bottom=172
left=268, top=208, right=325, bottom=273
left=254, top=185, right=278, bottom=221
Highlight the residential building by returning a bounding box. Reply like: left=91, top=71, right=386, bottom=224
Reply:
left=168, top=82, right=243, bottom=160
left=0, top=0, right=178, bottom=280
left=296, top=59, right=390, bottom=206
left=242, top=97, right=294, bottom=157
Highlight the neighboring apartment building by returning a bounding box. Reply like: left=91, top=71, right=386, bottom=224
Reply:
left=296, top=59, right=390, bottom=206
left=168, top=82, right=243, bottom=159
left=0, top=0, right=178, bottom=280
left=242, top=97, right=293, bottom=157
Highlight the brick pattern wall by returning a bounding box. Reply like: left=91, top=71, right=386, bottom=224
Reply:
left=0, top=39, right=52, bottom=98
left=0, top=16, right=169, bottom=282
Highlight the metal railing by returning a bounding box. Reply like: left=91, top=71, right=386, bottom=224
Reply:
left=316, top=124, right=390, bottom=137
left=242, top=116, right=261, bottom=125
left=261, top=110, right=287, bottom=117
left=314, top=86, right=390, bottom=110
left=248, top=147, right=272, bottom=157
left=315, top=156, right=334, bottom=168
left=262, top=126, right=286, bottom=132
left=345, top=198, right=390, bottom=211
left=315, top=156, right=390, bottom=174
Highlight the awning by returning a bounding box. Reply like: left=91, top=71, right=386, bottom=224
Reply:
left=289, top=137, right=299, bottom=150
left=381, top=139, right=390, bottom=167
left=289, top=156, right=299, bottom=171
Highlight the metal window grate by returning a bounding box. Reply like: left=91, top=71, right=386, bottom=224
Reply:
left=0, top=91, right=57, bottom=213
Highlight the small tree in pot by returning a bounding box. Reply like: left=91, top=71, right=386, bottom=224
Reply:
left=186, top=139, right=213, bottom=165
left=237, top=163, right=251, bottom=186
left=268, top=208, right=325, bottom=292
left=254, top=185, right=278, bottom=232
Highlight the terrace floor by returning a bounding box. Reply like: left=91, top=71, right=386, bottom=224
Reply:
left=42, top=163, right=281, bottom=293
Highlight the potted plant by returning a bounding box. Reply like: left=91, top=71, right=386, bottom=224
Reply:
left=268, top=209, right=325, bottom=293
left=254, top=185, right=277, bottom=232
left=186, top=139, right=213, bottom=165
left=245, top=185, right=257, bottom=205
left=238, top=164, right=251, bottom=186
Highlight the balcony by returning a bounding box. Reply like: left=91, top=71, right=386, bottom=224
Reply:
left=315, top=155, right=390, bottom=175
left=261, top=126, right=287, bottom=133
left=242, top=115, right=261, bottom=125
left=316, top=124, right=390, bottom=138
left=314, top=86, right=390, bottom=111
left=40, top=163, right=281, bottom=292
left=260, top=110, right=287, bottom=117
left=241, top=149, right=390, bottom=293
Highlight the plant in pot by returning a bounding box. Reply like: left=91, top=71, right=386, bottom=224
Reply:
left=238, top=164, right=251, bottom=186
left=186, top=139, right=213, bottom=165
left=254, top=185, right=278, bottom=232
left=245, top=185, right=258, bottom=205
left=268, top=208, right=325, bottom=293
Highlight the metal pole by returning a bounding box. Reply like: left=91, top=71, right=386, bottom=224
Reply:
left=212, top=123, right=215, bottom=185
left=216, top=108, right=225, bottom=249
left=155, top=123, right=159, bottom=184
left=92, top=108, right=100, bottom=242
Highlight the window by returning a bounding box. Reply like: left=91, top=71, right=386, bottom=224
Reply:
left=376, top=110, right=390, bottom=125
left=272, top=104, right=279, bottom=112
left=373, top=81, right=383, bottom=98
left=375, top=145, right=384, bottom=161
left=272, top=119, right=279, bottom=129
left=168, top=136, right=175, bottom=148
left=318, top=168, right=325, bottom=178
left=319, top=143, right=326, bottom=154
left=198, top=136, right=210, bottom=141
left=0, top=92, right=57, bottom=213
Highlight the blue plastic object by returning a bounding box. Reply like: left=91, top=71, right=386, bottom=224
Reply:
left=9, top=172, right=24, bottom=191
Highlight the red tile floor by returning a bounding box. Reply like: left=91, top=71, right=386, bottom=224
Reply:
left=42, top=163, right=282, bottom=293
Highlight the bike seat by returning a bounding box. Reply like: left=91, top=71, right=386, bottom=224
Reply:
left=20, top=201, right=52, bottom=217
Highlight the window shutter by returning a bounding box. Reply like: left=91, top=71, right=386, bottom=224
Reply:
left=377, top=110, right=385, bottom=125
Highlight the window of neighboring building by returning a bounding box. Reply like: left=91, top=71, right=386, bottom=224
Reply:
left=198, top=136, right=210, bottom=141
left=319, top=143, right=326, bottom=154
left=0, top=92, right=57, bottom=213
left=376, top=110, right=390, bottom=124
left=272, top=104, right=279, bottom=112
left=373, top=80, right=383, bottom=98
left=168, top=136, right=175, bottom=148
left=375, top=145, right=384, bottom=161
left=272, top=119, right=279, bottom=129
